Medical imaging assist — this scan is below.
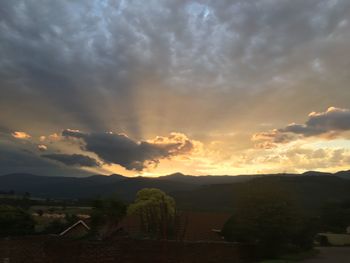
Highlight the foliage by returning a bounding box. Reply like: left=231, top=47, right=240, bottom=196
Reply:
left=40, top=212, right=81, bottom=234
left=128, top=188, right=176, bottom=239
left=174, top=175, right=350, bottom=213
left=0, top=205, right=35, bottom=236
left=222, top=182, right=315, bottom=258
left=90, top=196, right=126, bottom=238
left=319, top=200, right=350, bottom=233
left=43, top=219, right=67, bottom=234
left=36, top=209, right=44, bottom=216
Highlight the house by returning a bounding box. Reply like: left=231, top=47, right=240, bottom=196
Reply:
left=59, top=220, right=90, bottom=239
left=315, top=225, right=350, bottom=246
left=316, top=233, right=350, bottom=246
left=117, top=211, right=231, bottom=241
left=179, top=211, right=231, bottom=241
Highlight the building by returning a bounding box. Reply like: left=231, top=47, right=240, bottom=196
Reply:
left=117, top=211, right=231, bottom=241
left=59, top=220, right=90, bottom=239
left=316, top=232, right=350, bottom=246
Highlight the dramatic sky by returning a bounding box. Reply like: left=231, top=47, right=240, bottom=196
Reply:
left=1, top=0, right=350, bottom=177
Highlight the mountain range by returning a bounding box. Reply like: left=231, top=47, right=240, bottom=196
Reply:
left=0, top=171, right=349, bottom=207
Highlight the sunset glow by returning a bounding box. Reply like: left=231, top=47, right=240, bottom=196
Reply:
left=1, top=1, right=350, bottom=177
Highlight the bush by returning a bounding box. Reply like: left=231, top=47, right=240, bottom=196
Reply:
left=0, top=205, right=35, bottom=236
left=90, top=196, right=126, bottom=239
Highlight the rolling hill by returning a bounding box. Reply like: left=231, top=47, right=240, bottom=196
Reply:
left=174, top=173, right=350, bottom=213
left=0, top=171, right=349, bottom=206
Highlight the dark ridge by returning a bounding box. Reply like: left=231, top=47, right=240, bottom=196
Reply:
left=0, top=171, right=349, bottom=204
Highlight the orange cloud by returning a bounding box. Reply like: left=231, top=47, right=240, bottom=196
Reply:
left=49, top=133, right=61, bottom=141
left=148, top=132, right=202, bottom=156
left=251, top=129, right=297, bottom=149
left=11, top=131, right=31, bottom=140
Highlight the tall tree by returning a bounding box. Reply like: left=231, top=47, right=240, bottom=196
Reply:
left=128, top=188, right=176, bottom=239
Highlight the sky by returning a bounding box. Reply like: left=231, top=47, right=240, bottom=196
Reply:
left=1, top=0, right=350, bottom=177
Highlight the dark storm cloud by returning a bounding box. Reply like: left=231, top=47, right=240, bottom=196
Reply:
left=253, top=107, right=350, bottom=147
left=0, top=141, right=91, bottom=176
left=42, top=153, right=100, bottom=167
left=62, top=129, right=195, bottom=171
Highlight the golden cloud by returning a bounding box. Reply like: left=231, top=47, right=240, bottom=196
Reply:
left=11, top=131, right=31, bottom=140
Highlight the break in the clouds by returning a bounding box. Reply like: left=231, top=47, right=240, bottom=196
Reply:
left=62, top=129, right=196, bottom=171
left=253, top=107, right=350, bottom=148
left=1, top=0, right=350, bottom=175
left=42, top=153, right=100, bottom=168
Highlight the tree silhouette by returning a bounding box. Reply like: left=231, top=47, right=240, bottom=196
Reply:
left=128, top=188, right=176, bottom=239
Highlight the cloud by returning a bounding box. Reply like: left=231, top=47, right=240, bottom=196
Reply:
left=252, top=107, right=350, bottom=147
left=11, top=131, right=31, bottom=140
left=0, top=141, right=91, bottom=176
left=42, top=153, right=100, bottom=167
left=234, top=143, right=350, bottom=174
left=37, top=144, right=48, bottom=151
left=1, top=1, right=350, bottom=175
left=282, top=107, right=350, bottom=136
left=1, top=0, right=350, bottom=138
left=252, top=129, right=298, bottom=148
left=62, top=129, right=196, bottom=171
left=48, top=133, right=61, bottom=141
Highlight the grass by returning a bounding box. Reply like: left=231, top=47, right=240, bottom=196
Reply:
left=260, top=261, right=289, bottom=263
left=260, top=249, right=319, bottom=263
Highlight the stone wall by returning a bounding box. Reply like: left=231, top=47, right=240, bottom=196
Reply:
left=0, top=236, right=256, bottom=263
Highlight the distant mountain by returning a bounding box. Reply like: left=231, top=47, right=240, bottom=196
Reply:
left=0, top=173, right=197, bottom=201
left=334, top=170, right=350, bottom=179
left=173, top=175, right=350, bottom=213
left=0, top=171, right=349, bottom=203
left=158, top=172, right=254, bottom=184
left=302, top=171, right=333, bottom=176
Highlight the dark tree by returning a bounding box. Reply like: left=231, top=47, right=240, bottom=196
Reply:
left=222, top=182, right=315, bottom=258
left=0, top=205, right=35, bottom=236
left=320, top=200, right=350, bottom=233
left=90, top=196, right=126, bottom=239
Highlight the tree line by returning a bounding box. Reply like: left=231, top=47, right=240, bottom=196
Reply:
left=1, top=184, right=350, bottom=259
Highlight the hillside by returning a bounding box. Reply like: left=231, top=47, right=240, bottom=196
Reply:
left=0, top=170, right=349, bottom=204
left=158, top=172, right=255, bottom=184
left=0, top=172, right=260, bottom=201
left=0, top=173, right=197, bottom=201
left=174, top=174, right=350, bottom=213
